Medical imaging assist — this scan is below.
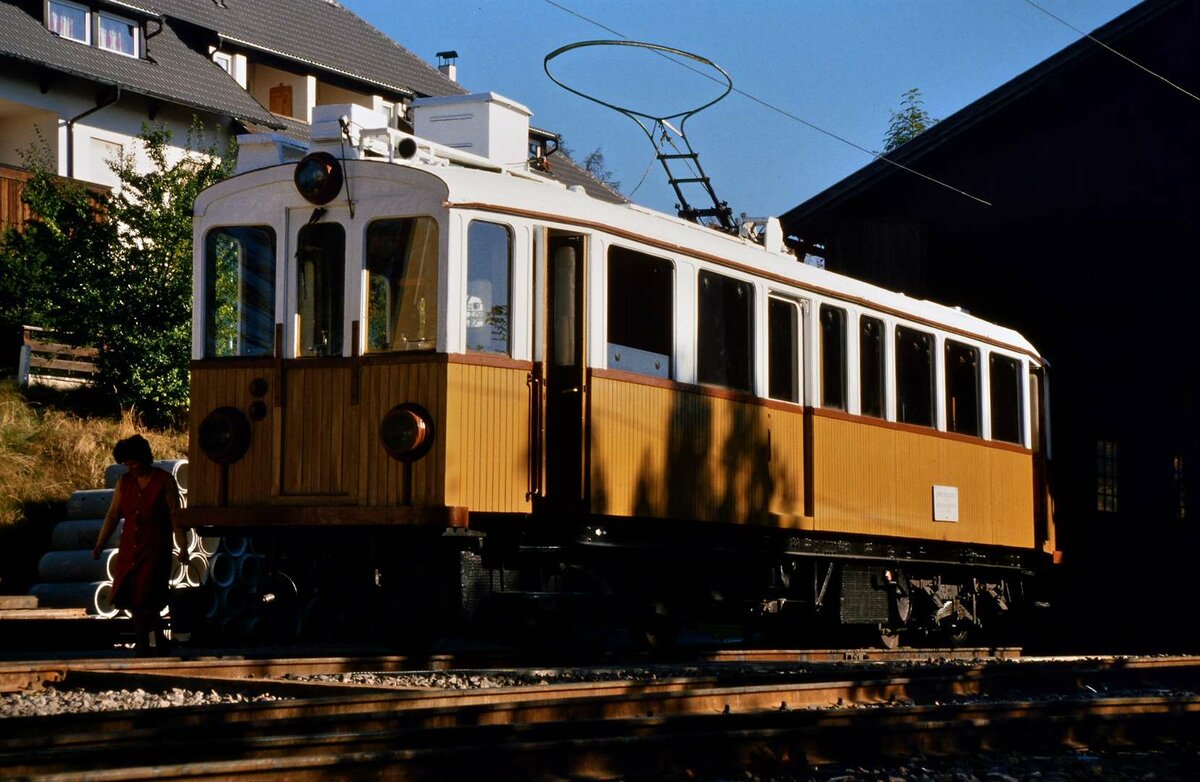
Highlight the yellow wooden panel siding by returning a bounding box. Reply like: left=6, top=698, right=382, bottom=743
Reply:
left=811, top=416, right=1034, bottom=548
left=280, top=367, right=353, bottom=496
left=357, top=361, right=448, bottom=508
left=589, top=377, right=806, bottom=526
left=188, top=367, right=278, bottom=508
left=443, top=363, right=532, bottom=514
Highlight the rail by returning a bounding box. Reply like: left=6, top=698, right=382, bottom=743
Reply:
left=17, top=325, right=98, bottom=389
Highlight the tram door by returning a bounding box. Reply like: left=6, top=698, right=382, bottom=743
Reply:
left=536, top=231, right=589, bottom=513
left=279, top=210, right=354, bottom=498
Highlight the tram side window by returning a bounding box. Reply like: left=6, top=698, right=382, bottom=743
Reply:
left=608, top=247, right=673, bottom=377
left=895, top=326, right=934, bottom=427
left=466, top=221, right=511, bottom=354
left=204, top=226, right=276, bottom=358
left=990, top=353, right=1023, bottom=444
left=365, top=217, right=439, bottom=353
left=768, top=298, right=799, bottom=403
left=945, top=340, right=981, bottom=436
left=859, top=315, right=885, bottom=418
left=697, top=270, right=754, bottom=393
left=820, top=305, right=846, bottom=410
left=296, top=222, right=344, bottom=357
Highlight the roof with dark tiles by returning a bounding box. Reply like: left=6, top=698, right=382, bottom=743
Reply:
left=0, top=2, right=280, bottom=126
left=147, top=0, right=466, bottom=98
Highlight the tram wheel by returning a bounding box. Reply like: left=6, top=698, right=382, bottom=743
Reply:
left=879, top=625, right=902, bottom=649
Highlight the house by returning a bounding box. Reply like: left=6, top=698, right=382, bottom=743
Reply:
left=0, top=0, right=621, bottom=230
left=779, top=0, right=1198, bottom=649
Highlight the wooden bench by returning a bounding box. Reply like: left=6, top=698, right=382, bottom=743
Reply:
left=17, top=325, right=98, bottom=389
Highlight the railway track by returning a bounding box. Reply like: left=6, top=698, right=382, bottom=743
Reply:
left=2, top=652, right=1198, bottom=780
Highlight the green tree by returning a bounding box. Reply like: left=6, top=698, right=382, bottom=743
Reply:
left=0, top=121, right=234, bottom=425
left=884, top=88, right=938, bottom=152
left=0, top=139, right=116, bottom=332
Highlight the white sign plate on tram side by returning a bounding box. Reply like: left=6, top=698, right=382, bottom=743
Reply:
left=932, top=485, right=959, bottom=522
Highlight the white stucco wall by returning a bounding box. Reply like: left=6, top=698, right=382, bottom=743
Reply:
left=0, top=69, right=234, bottom=189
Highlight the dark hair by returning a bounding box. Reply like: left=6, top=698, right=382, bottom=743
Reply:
left=112, top=434, right=153, bottom=466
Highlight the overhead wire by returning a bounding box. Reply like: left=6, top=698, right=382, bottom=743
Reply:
left=1021, top=0, right=1200, bottom=104
left=539, top=0, right=993, bottom=207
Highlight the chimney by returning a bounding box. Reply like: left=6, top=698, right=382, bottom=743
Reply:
left=436, top=50, right=458, bottom=83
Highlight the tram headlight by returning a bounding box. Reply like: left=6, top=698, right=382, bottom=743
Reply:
left=198, top=406, right=253, bottom=465
left=293, top=151, right=343, bottom=205
left=380, top=403, right=434, bottom=462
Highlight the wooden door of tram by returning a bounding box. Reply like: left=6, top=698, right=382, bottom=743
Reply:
left=279, top=209, right=355, bottom=498
left=534, top=230, right=589, bottom=515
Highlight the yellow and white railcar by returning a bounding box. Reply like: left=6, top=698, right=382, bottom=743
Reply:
left=184, top=96, right=1055, bottom=645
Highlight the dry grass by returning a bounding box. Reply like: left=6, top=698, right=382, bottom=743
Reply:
left=0, top=379, right=187, bottom=527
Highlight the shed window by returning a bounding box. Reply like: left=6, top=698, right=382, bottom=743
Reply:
left=859, top=315, right=885, bottom=418
left=989, top=354, right=1023, bottom=444
left=768, top=297, right=799, bottom=403
left=697, top=270, right=753, bottom=393
left=895, top=326, right=934, bottom=427
left=204, top=226, right=276, bottom=358
left=49, top=1, right=88, bottom=43
left=608, top=246, right=673, bottom=378
left=296, top=222, right=344, bottom=357
left=365, top=217, right=439, bottom=353
left=820, top=305, right=846, bottom=410
left=945, top=340, right=981, bottom=436
left=98, top=11, right=138, bottom=57
left=466, top=221, right=511, bottom=354
left=1097, top=440, right=1118, bottom=513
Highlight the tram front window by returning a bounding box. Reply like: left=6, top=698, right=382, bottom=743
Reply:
left=365, top=217, right=439, bottom=352
left=204, top=226, right=276, bottom=358
left=297, top=222, right=344, bottom=357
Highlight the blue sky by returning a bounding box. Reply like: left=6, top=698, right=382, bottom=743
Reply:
left=341, top=0, right=1143, bottom=218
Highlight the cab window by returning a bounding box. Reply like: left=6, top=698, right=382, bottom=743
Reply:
left=990, top=353, right=1024, bottom=444
left=945, top=340, right=981, bottom=436
left=365, top=217, right=439, bottom=353
left=204, top=226, right=276, bottom=358
left=297, top=222, right=344, bottom=357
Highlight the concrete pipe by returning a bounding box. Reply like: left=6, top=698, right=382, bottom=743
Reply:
left=185, top=552, right=209, bottom=587
left=191, top=534, right=221, bottom=557
left=205, top=586, right=221, bottom=619
left=218, top=584, right=250, bottom=616
left=66, top=490, right=114, bottom=521
left=236, top=554, right=263, bottom=590
left=104, top=459, right=189, bottom=494
left=38, top=549, right=117, bottom=582
left=169, top=552, right=185, bottom=586
left=208, top=552, right=237, bottom=588
left=220, top=534, right=248, bottom=557
left=50, top=518, right=122, bottom=551
left=29, top=581, right=118, bottom=618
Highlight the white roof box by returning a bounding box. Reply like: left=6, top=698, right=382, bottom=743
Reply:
left=411, top=92, right=532, bottom=168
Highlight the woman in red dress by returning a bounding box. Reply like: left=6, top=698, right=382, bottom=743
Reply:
left=93, top=435, right=183, bottom=656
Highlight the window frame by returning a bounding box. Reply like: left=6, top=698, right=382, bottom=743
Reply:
left=202, top=225, right=278, bottom=360
left=696, top=268, right=755, bottom=394
left=859, top=314, right=886, bottom=419
left=606, top=244, right=675, bottom=379
left=988, top=351, right=1025, bottom=446
left=819, top=303, right=847, bottom=410
left=96, top=8, right=139, bottom=58
left=295, top=221, right=346, bottom=358
left=363, top=215, right=440, bottom=355
left=47, top=0, right=90, bottom=44
left=944, top=339, right=982, bottom=437
left=465, top=219, right=513, bottom=356
left=895, top=324, right=936, bottom=428
left=767, top=295, right=801, bottom=404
